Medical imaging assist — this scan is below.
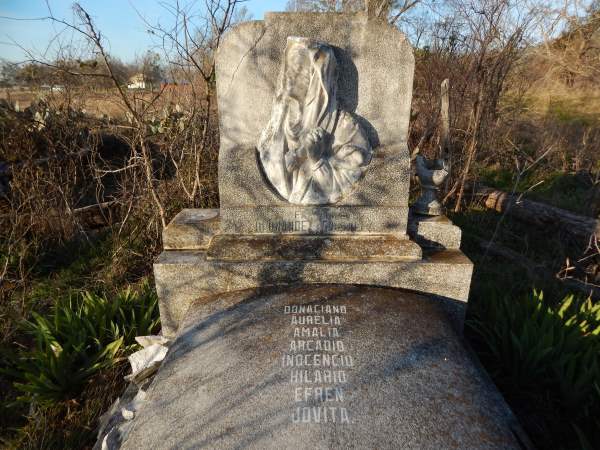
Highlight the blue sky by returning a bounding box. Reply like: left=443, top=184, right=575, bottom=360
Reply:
left=0, top=0, right=288, bottom=62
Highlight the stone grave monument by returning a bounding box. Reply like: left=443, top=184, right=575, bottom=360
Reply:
left=154, top=12, right=472, bottom=337
left=120, top=12, right=528, bottom=449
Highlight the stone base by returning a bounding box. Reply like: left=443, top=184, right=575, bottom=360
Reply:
left=206, top=234, right=422, bottom=262
left=154, top=247, right=472, bottom=337
left=162, top=209, right=220, bottom=250
left=122, top=285, right=526, bottom=450
left=408, top=210, right=462, bottom=249
left=156, top=209, right=473, bottom=336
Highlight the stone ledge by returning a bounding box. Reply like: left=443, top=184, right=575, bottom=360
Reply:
left=154, top=248, right=473, bottom=337
left=162, top=209, right=220, bottom=250
left=219, top=204, right=410, bottom=235
left=206, top=234, right=422, bottom=262
left=408, top=211, right=462, bottom=249
left=162, top=209, right=463, bottom=252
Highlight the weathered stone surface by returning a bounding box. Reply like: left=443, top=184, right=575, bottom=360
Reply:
left=206, top=234, right=422, bottom=262
left=162, top=209, right=219, bottom=250
left=220, top=198, right=409, bottom=235
left=408, top=212, right=462, bottom=249
left=94, top=378, right=155, bottom=450
left=122, top=285, right=524, bottom=450
left=215, top=13, right=414, bottom=235
left=258, top=37, right=373, bottom=205
left=154, top=248, right=473, bottom=337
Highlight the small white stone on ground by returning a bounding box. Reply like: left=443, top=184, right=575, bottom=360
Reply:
left=121, top=389, right=147, bottom=421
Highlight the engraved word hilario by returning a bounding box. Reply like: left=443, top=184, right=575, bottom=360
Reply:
left=257, top=37, right=372, bottom=205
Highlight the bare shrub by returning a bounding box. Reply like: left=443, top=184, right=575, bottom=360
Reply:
left=0, top=0, right=246, bottom=321
left=0, top=100, right=100, bottom=302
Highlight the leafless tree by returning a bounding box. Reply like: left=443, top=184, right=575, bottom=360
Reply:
left=410, top=0, right=538, bottom=212
left=286, top=0, right=424, bottom=23
left=0, top=0, right=247, bottom=297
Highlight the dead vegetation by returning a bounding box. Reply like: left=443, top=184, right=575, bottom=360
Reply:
left=0, top=0, right=599, bottom=448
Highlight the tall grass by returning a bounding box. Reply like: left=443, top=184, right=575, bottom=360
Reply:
left=3, top=281, right=159, bottom=405
left=468, top=291, right=600, bottom=449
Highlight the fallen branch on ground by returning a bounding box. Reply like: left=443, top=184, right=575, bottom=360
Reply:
left=470, top=184, right=599, bottom=241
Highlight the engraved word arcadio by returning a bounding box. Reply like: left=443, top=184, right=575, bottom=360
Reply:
left=257, top=37, right=372, bottom=205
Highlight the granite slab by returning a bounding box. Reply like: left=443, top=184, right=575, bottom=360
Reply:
left=122, top=285, right=526, bottom=450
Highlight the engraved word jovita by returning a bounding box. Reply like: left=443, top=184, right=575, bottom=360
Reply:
left=257, top=37, right=373, bottom=205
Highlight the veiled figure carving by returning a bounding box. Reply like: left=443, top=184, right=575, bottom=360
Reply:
left=257, top=37, right=373, bottom=205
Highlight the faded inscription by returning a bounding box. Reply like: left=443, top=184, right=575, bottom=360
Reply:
left=282, top=304, right=352, bottom=424
left=256, top=211, right=359, bottom=233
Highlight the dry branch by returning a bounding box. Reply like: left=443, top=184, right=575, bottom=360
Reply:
left=71, top=200, right=119, bottom=228
left=474, top=236, right=600, bottom=299
left=471, top=184, right=600, bottom=241
left=0, top=148, right=93, bottom=176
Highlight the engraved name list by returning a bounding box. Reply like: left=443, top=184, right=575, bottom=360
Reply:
left=282, top=304, right=353, bottom=424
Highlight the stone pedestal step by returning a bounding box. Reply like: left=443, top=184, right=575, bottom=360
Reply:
left=206, top=234, right=422, bottom=262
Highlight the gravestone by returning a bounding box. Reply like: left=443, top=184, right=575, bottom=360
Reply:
left=122, top=285, right=525, bottom=449
left=216, top=14, right=414, bottom=235
left=154, top=12, right=471, bottom=337
left=119, top=12, right=531, bottom=449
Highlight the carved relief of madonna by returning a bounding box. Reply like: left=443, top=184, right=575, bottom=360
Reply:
left=257, top=37, right=373, bottom=205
